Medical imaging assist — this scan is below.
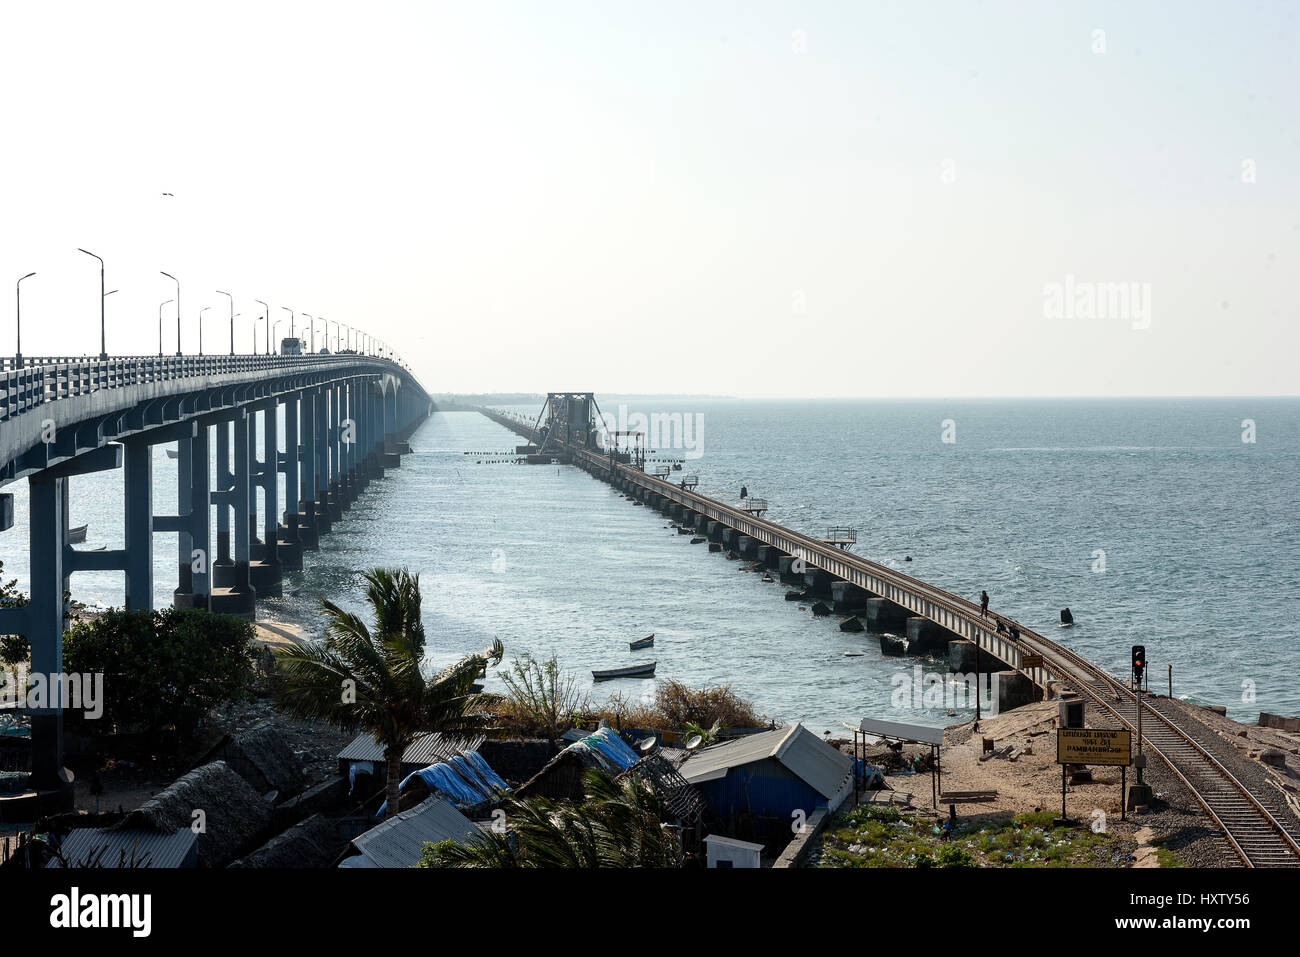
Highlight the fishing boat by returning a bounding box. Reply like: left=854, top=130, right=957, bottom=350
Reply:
left=166, top=448, right=179, bottom=459
left=592, top=661, right=656, bottom=682
left=628, top=634, right=654, bottom=650
left=68, top=524, right=88, bottom=544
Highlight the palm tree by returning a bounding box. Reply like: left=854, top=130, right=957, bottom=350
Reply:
left=274, top=566, right=503, bottom=819
left=418, top=768, right=682, bottom=868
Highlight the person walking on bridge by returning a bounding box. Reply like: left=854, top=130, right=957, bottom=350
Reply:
left=979, top=590, right=989, bottom=617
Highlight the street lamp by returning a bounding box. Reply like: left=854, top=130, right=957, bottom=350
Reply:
left=77, top=248, right=108, bottom=360
left=279, top=306, right=294, bottom=350
left=158, top=299, right=174, bottom=356
left=199, top=305, right=212, bottom=356
left=161, top=271, right=181, bottom=355
left=303, top=313, right=314, bottom=353
left=216, top=290, right=234, bottom=355
left=15, top=271, right=35, bottom=369
left=255, top=300, right=269, bottom=355
left=341, top=322, right=351, bottom=352
left=270, top=319, right=281, bottom=355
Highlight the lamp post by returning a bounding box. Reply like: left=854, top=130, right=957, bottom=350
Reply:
left=160, top=271, right=181, bottom=355
left=303, top=314, right=314, bottom=353
left=15, top=271, right=35, bottom=369
left=77, top=248, right=108, bottom=360
left=279, top=306, right=294, bottom=350
left=341, top=322, right=351, bottom=352
left=199, top=305, right=212, bottom=356
left=216, top=290, right=234, bottom=355
left=158, top=299, right=174, bottom=356
left=270, top=319, right=281, bottom=355
left=255, top=300, right=269, bottom=355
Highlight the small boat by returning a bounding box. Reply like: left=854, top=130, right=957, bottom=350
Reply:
left=166, top=448, right=179, bottom=459
left=592, top=661, right=657, bottom=682
left=629, top=634, right=655, bottom=650
left=68, top=524, right=88, bottom=544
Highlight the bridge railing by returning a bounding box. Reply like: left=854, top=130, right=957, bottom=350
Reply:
left=0, top=353, right=398, bottom=425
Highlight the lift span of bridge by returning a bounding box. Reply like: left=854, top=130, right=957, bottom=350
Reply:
left=478, top=401, right=1300, bottom=867
left=0, top=353, right=432, bottom=805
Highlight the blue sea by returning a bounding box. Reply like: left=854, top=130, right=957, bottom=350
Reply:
left=2, top=398, right=1297, bottom=735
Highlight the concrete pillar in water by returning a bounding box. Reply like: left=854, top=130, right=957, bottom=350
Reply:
left=297, top=387, right=321, bottom=547
left=278, top=394, right=304, bottom=568
left=314, top=387, right=335, bottom=531
left=250, top=402, right=283, bottom=596
left=864, top=597, right=911, bottom=632
left=831, top=581, right=872, bottom=614
left=327, top=384, right=344, bottom=519
left=778, top=555, right=803, bottom=585
left=736, top=535, right=755, bottom=557
left=213, top=417, right=233, bottom=582
left=122, top=437, right=153, bottom=610
left=706, top=521, right=725, bottom=543
left=211, top=410, right=256, bottom=618
left=801, top=568, right=834, bottom=598
left=906, top=616, right=951, bottom=655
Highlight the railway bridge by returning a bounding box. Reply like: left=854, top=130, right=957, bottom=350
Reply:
left=478, top=400, right=1300, bottom=867
left=0, top=353, right=431, bottom=801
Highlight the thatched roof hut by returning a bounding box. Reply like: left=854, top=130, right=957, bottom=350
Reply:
left=198, top=722, right=307, bottom=800
left=116, top=760, right=272, bottom=868
left=229, top=814, right=342, bottom=869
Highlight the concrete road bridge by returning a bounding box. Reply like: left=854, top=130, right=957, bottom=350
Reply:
left=0, top=353, right=431, bottom=803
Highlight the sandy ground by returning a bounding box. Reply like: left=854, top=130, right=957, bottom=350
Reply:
left=848, top=696, right=1293, bottom=866
left=253, top=618, right=309, bottom=650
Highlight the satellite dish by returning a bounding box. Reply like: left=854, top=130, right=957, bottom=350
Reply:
left=685, top=734, right=704, bottom=751
left=638, top=736, right=657, bottom=753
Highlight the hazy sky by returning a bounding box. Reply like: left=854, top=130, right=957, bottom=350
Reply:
left=2, top=1, right=1295, bottom=397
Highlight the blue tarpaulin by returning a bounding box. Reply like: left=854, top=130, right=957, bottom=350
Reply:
left=580, top=727, right=640, bottom=770
left=462, top=751, right=511, bottom=793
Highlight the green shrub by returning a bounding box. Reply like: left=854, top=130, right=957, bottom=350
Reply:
left=63, top=607, right=257, bottom=747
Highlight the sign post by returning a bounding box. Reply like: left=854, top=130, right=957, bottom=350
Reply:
left=1055, top=728, right=1133, bottom=826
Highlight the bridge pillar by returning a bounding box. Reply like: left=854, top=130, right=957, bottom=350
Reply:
left=175, top=424, right=211, bottom=609
left=279, top=394, right=305, bottom=567
left=211, top=410, right=256, bottom=618
left=213, top=418, right=234, bottom=583
left=777, top=555, right=803, bottom=584
left=339, top=381, right=356, bottom=506
left=314, top=387, right=335, bottom=531
left=26, top=472, right=74, bottom=803
left=831, top=581, right=872, bottom=614
left=864, top=597, right=911, bottom=632
left=250, top=403, right=283, bottom=596
left=906, top=616, right=952, bottom=654
left=122, top=437, right=154, bottom=610
left=326, top=385, right=344, bottom=520
left=366, top=380, right=384, bottom=479
left=298, top=386, right=322, bottom=546
left=801, top=568, right=834, bottom=599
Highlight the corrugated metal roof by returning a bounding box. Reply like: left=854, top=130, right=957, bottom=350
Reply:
left=346, top=796, right=480, bottom=869
left=47, top=827, right=198, bottom=869
left=680, top=723, right=852, bottom=799
left=858, top=716, right=944, bottom=746
left=338, top=731, right=486, bottom=765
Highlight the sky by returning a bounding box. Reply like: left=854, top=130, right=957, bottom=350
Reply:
left=1, top=1, right=1295, bottom=397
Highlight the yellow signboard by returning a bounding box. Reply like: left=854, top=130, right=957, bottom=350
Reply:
left=1056, top=728, right=1132, bottom=766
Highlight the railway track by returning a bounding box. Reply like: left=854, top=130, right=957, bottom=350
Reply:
left=1013, top=626, right=1300, bottom=867
left=481, top=411, right=1300, bottom=867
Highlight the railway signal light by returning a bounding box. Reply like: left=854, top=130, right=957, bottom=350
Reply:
left=1132, top=645, right=1145, bottom=684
